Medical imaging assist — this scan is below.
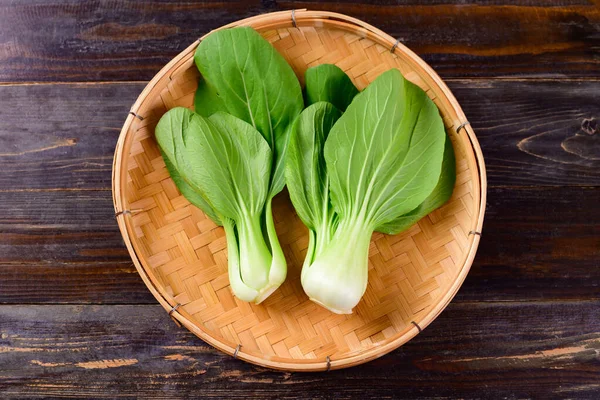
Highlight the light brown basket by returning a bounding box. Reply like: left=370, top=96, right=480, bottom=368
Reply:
left=112, top=10, right=486, bottom=371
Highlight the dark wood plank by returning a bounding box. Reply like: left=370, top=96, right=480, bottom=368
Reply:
left=0, top=1, right=598, bottom=82
left=456, top=186, right=600, bottom=302
left=0, top=302, right=598, bottom=398
left=0, top=262, right=153, bottom=305
left=0, top=190, right=127, bottom=264
left=1, top=80, right=599, bottom=191
left=451, top=79, right=600, bottom=186
left=0, top=189, right=152, bottom=304
left=1, top=186, right=598, bottom=304
left=0, top=83, right=138, bottom=190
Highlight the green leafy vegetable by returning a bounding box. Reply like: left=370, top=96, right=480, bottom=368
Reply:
left=173, top=26, right=304, bottom=303
left=156, top=107, right=286, bottom=303
left=285, top=102, right=341, bottom=269
left=300, top=69, right=447, bottom=314
left=304, top=64, right=359, bottom=112
left=194, top=26, right=304, bottom=197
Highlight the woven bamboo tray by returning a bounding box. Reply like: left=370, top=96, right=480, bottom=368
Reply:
left=112, top=10, right=486, bottom=371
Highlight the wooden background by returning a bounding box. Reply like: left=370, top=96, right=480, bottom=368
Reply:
left=0, top=1, right=598, bottom=398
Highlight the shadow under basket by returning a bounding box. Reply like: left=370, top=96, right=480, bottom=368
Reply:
left=112, top=10, right=486, bottom=371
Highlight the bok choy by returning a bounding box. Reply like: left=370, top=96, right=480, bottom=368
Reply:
left=287, top=68, right=454, bottom=314
left=156, top=109, right=285, bottom=303
left=156, top=27, right=302, bottom=304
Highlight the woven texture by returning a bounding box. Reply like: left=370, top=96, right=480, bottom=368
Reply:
left=122, top=25, right=475, bottom=364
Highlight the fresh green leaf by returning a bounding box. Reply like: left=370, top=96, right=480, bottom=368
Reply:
left=304, top=64, right=359, bottom=112
left=325, top=68, right=446, bottom=228
left=156, top=108, right=271, bottom=220
left=194, top=77, right=227, bottom=117
left=162, top=152, right=221, bottom=225
left=286, top=102, right=341, bottom=231
left=286, top=102, right=341, bottom=268
left=194, top=27, right=304, bottom=197
left=201, top=112, right=272, bottom=219
left=377, top=135, right=456, bottom=235
left=155, top=107, right=221, bottom=225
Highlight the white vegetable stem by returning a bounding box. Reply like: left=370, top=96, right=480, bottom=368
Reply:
left=223, top=200, right=286, bottom=304
left=301, top=218, right=372, bottom=314
left=237, top=213, right=271, bottom=290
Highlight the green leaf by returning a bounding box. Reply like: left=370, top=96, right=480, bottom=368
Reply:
left=156, top=108, right=271, bottom=220
left=203, top=112, right=272, bottom=218
left=194, top=77, right=227, bottom=117
left=324, top=68, right=446, bottom=229
left=377, top=135, right=456, bottom=234
left=285, top=102, right=341, bottom=231
left=194, top=27, right=304, bottom=197
left=162, top=152, right=221, bottom=225
left=155, top=107, right=222, bottom=224
left=286, top=102, right=341, bottom=265
left=304, top=64, right=359, bottom=112
left=201, top=112, right=286, bottom=298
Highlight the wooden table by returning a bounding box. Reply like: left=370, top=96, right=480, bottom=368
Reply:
left=1, top=1, right=598, bottom=398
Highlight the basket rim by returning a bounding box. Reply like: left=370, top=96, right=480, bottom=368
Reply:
left=112, top=9, right=487, bottom=371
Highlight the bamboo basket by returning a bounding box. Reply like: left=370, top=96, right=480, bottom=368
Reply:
left=112, top=10, right=486, bottom=371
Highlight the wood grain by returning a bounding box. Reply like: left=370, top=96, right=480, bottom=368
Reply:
left=0, top=1, right=598, bottom=82
left=0, top=0, right=597, bottom=395
left=450, top=79, right=600, bottom=186
left=1, top=80, right=598, bottom=191
left=1, top=187, right=598, bottom=304
left=0, top=302, right=598, bottom=398
left=0, top=83, right=138, bottom=190
left=0, top=262, right=153, bottom=304
left=457, top=186, right=600, bottom=302
left=0, top=190, right=127, bottom=264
